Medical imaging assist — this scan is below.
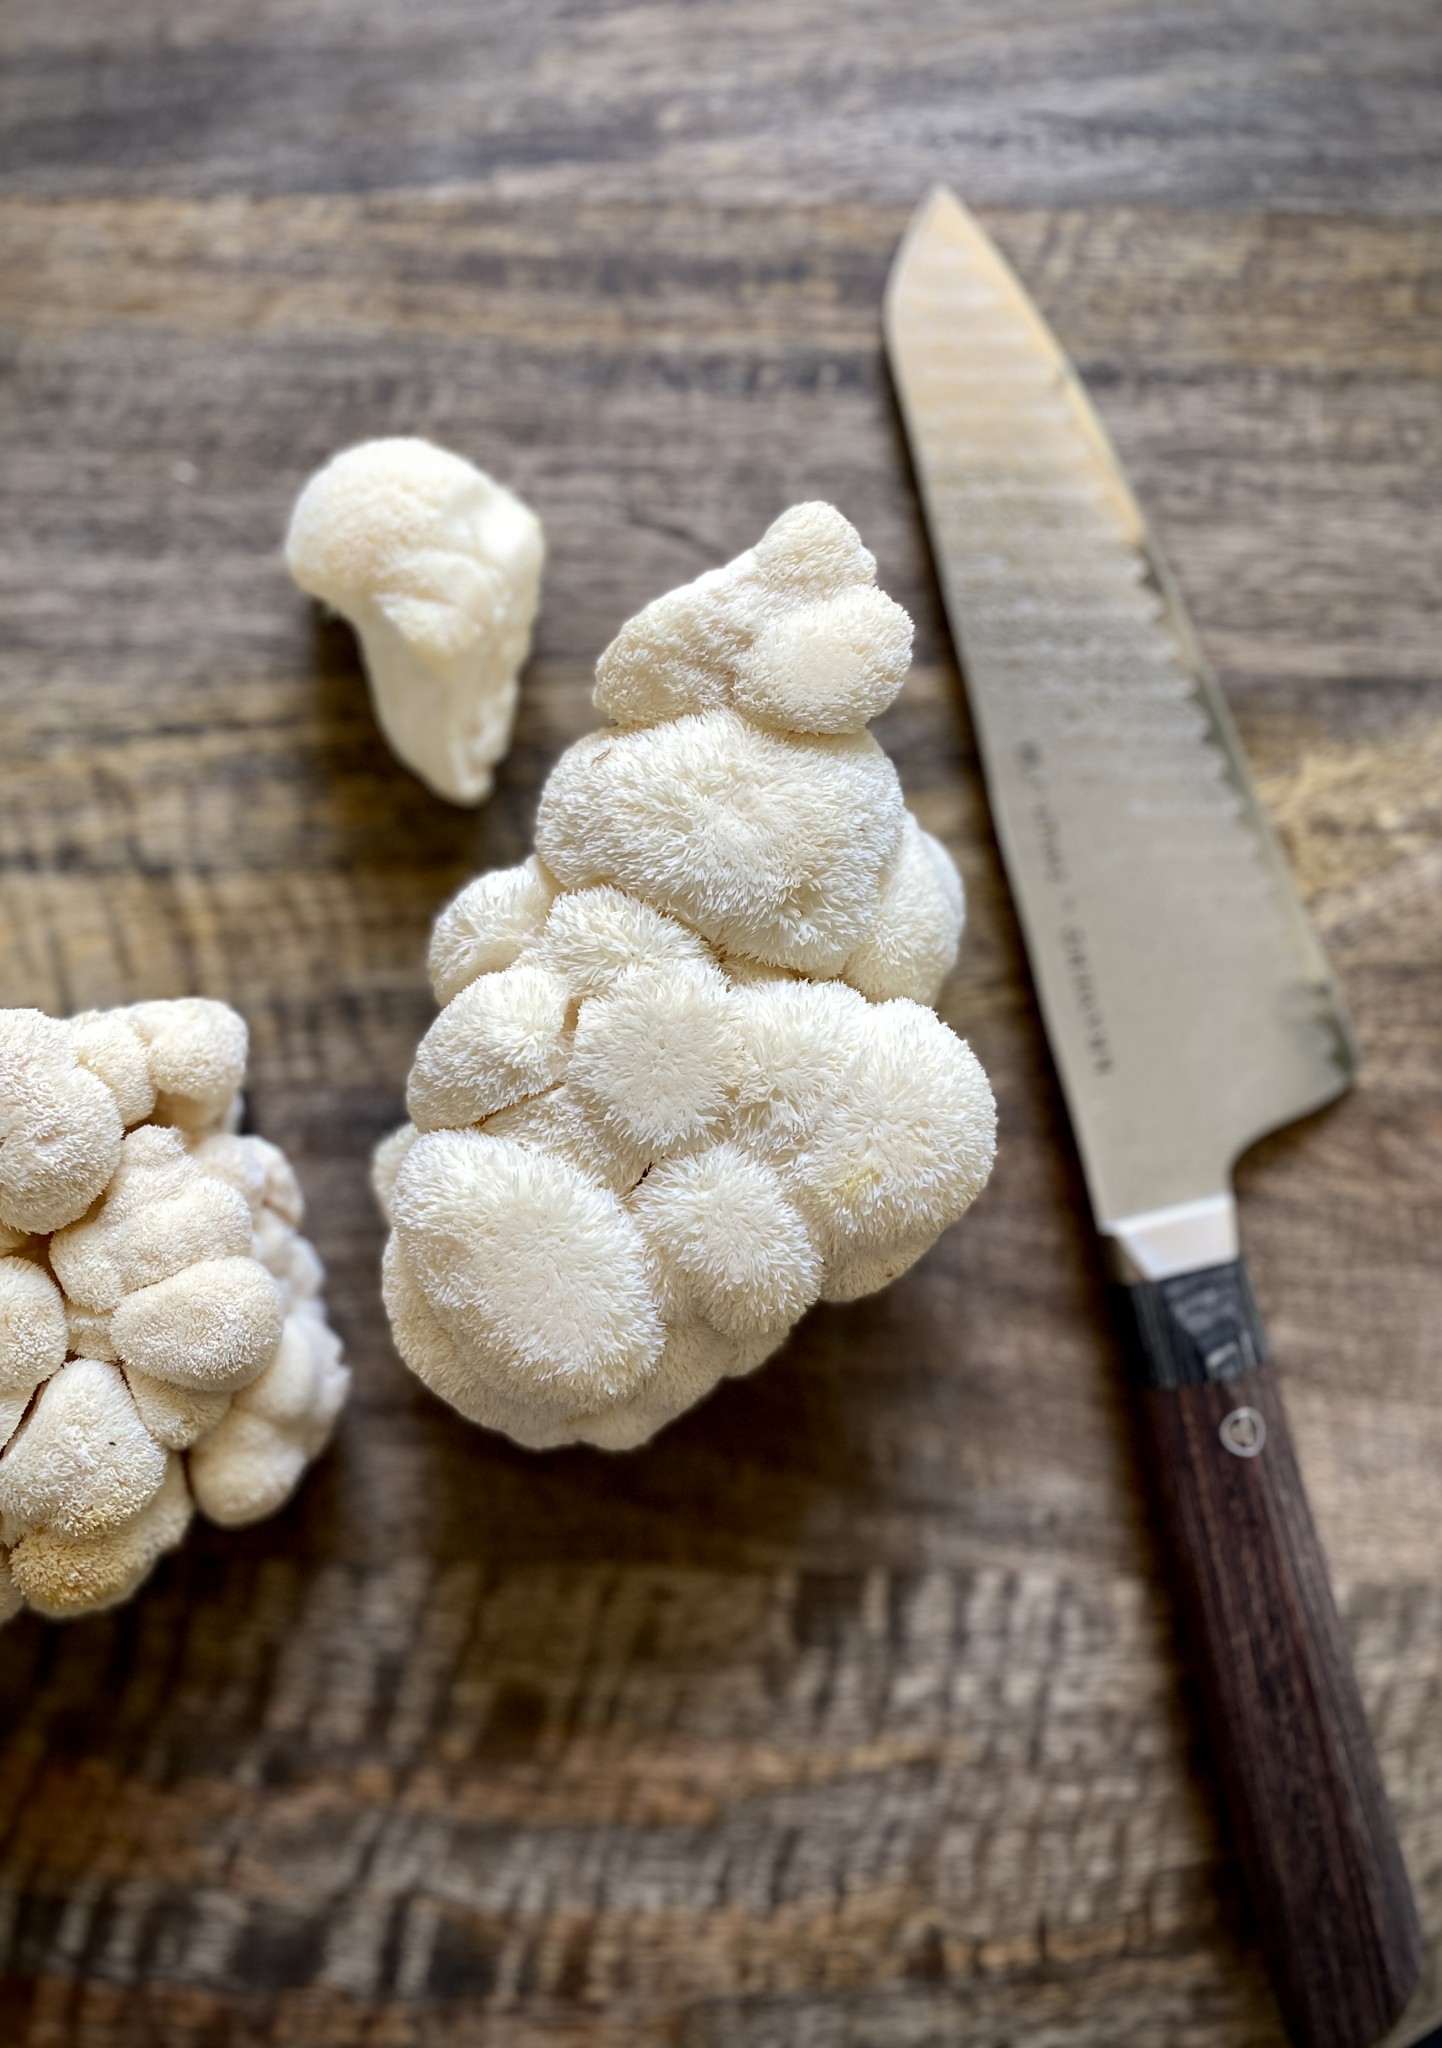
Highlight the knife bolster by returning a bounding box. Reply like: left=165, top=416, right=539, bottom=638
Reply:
left=1116, top=1258, right=1267, bottom=1389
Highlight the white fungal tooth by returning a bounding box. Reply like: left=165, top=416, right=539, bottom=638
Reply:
left=378, top=503, right=995, bottom=1449
left=779, top=1000, right=997, bottom=1264
left=482, top=1087, right=654, bottom=1197
left=127, top=997, right=249, bottom=1133
left=730, top=978, right=871, bottom=1164
left=753, top=501, right=880, bottom=599
left=123, top=1368, right=232, bottom=1452
left=570, top=961, right=739, bottom=1153
left=406, top=963, right=571, bottom=1134
left=0, top=1391, right=32, bottom=1451
left=389, top=1131, right=664, bottom=1420
left=571, top=1321, right=787, bottom=1453
left=593, top=563, right=750, bottom=728
left=189, top=1312, right=347, bottom=1527
left=592, top=499, right=897, bottom=733
left=191, top=1132, right=304, bottom=1228
left=50, top=1124, right=254, bottom=1313
left=842, top=811, right=967, bottom=1005
left=533, top=887, right=713, bottom=1004
left=67, top=1012, right=155, bottom=1127
left=65, top=1301, right=117, bottom=1364
left=0, top=1359, right=168, bottom=1542
left=0, top=1009, right=123, bottom=1235
left=0, top=995, right=349, bottom=1626
left=628, top=1144, right=819, bottom=1337
left=111, top=1256, right=284, bottom=1393
left=7, top=1455, right=193, bottom=1621
left=252, top=1207, right=325, bottom=1314
left=0, top=1257, right=67, bottom=1398
left=371, top=1123, right=420, bottom=1227
left=285, top=437, right=544, bottom=806
left=734, top=585, right=913, bottom=735
left=428, top=856, right=558, bottom=1005
left=536, top=710, right=906, bottom=975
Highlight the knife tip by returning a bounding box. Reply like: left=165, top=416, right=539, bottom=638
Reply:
left=888, top=186, right=980, bottom=314
left=887, top=186, right=950, bottom=323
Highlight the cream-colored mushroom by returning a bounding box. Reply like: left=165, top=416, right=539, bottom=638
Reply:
left=376, top=505, right=995, bottom=1450
left=128, top=997, right=248, bottom=1132
left=388, top=1130, right=664, bottom=1434
left=593, top=500, right=911, bottom=732
left=0, top=996, right=350, bottom=1627
left=428, top=856, right=557, bottom=1005
left=0, top=1358, right=169, bottom=1542
left=189, top=1309, right=348, bottom=1526
left=535, top=711, right=905, bottom=975
left=50, top=1123, right=254, bottom=1313
left=7, top=1454, right=193, bottom=1620
left=842, top=810, right=967, bottom=1005
left=67, top=1010, right=155, bottom=1127
left=406, top=963, right=570, bottom=1133
left=0, top=1256, right=67, bottom=1445
left=285, top=437, right=543, bottom=805
left=0, top=1008, right=123, bottom=1235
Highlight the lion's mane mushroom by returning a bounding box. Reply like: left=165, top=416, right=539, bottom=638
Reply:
left=375, top=505, right=996, bottom=1451
left=0, top=999, right=349, bottom=1622
left=285, top=437, right=544, bottom=805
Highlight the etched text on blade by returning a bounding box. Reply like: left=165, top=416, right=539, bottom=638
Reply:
left=887, top=194, right=1351, bottom=1227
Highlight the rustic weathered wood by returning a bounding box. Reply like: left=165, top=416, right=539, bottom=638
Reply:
left=1, top=6, right=1441, bottom=2044
left=0, top=0, right=1439, bottom=213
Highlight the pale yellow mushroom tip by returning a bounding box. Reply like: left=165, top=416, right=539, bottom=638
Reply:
left=381, top=507, right=995, bottom=1450
left=127, top=997, right=248, bottom=1132
left=593, top=500, right=908, bottom=736
left=285, top=436, right=544, bottom=806
left=0, top=996, right=349, bottom=1626
left=8, top=1454, right=193, bottom=1619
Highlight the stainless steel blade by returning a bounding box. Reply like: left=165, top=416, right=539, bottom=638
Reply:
left=886, top=188, right=1356, bottom=1279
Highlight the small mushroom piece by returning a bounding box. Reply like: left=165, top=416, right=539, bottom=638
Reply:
left=286, top=437, right=544, bottom=805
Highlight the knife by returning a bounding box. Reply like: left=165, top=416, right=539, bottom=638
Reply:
left=885, top=188, right=1421, bottom=2048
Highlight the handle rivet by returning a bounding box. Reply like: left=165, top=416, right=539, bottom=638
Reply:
left=1219, top=1406, right=1267, bottom=1458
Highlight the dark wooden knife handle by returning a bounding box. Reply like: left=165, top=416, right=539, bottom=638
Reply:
left=1118, top=1261, right=1420, bottom=2048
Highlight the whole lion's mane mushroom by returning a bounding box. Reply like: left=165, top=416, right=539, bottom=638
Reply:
left=376, top=504, right=997, bottom=1451
left=0, top=999, right=349, bottom=1624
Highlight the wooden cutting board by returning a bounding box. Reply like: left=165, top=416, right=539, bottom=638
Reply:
left=1, top=7, right=1440, bottom=2043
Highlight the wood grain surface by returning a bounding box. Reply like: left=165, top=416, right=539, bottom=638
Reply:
left=2, top=6, right=1441, bottom=2044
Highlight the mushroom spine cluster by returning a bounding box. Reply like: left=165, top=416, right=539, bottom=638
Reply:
left=0, top=999, right=349, bottom=1623
left=376, top=504, right=996, bottom=1451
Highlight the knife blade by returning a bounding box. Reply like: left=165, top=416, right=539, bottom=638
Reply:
left=886, top=187, right=1420, bottom=2048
